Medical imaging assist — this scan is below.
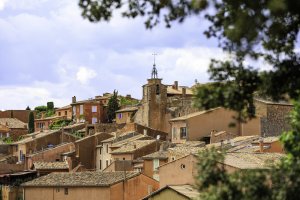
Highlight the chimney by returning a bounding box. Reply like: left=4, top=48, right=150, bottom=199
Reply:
left=72, top=96, right=76, bottom=103
left=259, top=137, right=264, bottom=153
left=174, top=81, right=178, bottom=90
left=182, top=87, right=186, bottom=97
left=126, top=94, right=131, bottom=99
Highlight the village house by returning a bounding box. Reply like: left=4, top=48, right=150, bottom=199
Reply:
left=96, top=131, right=147, bottom=171
left=0, top=118, right=28, bottom=141
left=142, top=184, right=199, bottom=200
left=71, top=96, right=107, bottom=124
left=55, top=105, right=72, bottom=120
left=25, top=142, right=75, bottom=170
left=32, top=161, right=70, bottom=176
left=74, top=132, right=114, bottom=169
left=158, top=151, right=284, bottom=188
left=111, top=139, right=157, bottom=161
left=10, top=130, right=76, bottom=163
left=0, top=110, right=33, bottom=123
left=115, top=106, right=138, bottom=124
left=34, top=115, right=67, bottom=132
left=169, top=107, right=261, bottom=144
left=22, top=171, right=159, bottom=200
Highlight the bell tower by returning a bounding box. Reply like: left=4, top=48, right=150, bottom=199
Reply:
left=141, top=53, right=168, bottom=132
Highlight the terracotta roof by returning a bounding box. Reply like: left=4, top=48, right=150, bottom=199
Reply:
left=33, top=161, right=69, bottom=170
left=109, top=133, right=147, bottom=147
left=13, top=130, right=61, bottom=144
left=252, top=136, right=280, bottom=144
left=223, top=152, right=284, bottom=169
left=166, top=85, right=193, bottom=95
left=169, top=107, right=221, bottom=122
left=142, top=184, right=199, bottom=200
left=55, top=105, right=71, bottom=111
left=142, top=151, right=168, bottom=160
left=111, top=140, right=155, bottom=154
left=0, top=124, right=9, bottom=132
left=22, top=171, right=140, bottom=187
left=35, top=115, right=65, bottom=121
left=0, top=118, right=27, bottom=129
left=115, top=106, right=138, bottom=113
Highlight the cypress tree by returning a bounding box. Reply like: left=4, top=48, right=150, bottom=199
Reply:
left=28, top=111, right=35, bottom=133
left=107, top=90, right=119, bottom=123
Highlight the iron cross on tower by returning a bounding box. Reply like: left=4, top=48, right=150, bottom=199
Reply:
left=151, top=53, right=158, bottom=79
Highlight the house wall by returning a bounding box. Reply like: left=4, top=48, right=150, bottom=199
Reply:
left=75, top=133, right=113, bottom=169
left=1, top=185, right=23, bottom=200
left=9, top=129, right=28, bottom=141
left=143, top=159, right=168, bottom=180
left=96, top=141, right=113, bottom=171
left=0, top=110, right=32, bottom=123
left=116, top=111, right=134, bottom=124
left=112, top=153, right=133, bottom=161
left=159, top=155, right=197, bottom=188
left=24, top=187, right=110, bottom=200
left=171, top=121, right=187, bottom=143
left=0, top=163, right=24, bottom=174
left=73, top=102, right=106, bottom=124
left=241, top=117, right=261, bottom=136
left=110, top=174, right=159, bottom=200
left=55, top=108, right=72, bottom=120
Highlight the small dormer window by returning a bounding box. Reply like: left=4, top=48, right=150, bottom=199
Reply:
left=156, top=84, right=160, bottom=95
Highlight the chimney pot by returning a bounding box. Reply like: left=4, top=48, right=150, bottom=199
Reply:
left=72, top=96, right=76, bottom=103
left=174, top=81, right=178, bottom=90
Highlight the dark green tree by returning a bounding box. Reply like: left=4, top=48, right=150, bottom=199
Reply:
left=28, top=111, right=35, bottom=133
left=107, top=90, right=120, bottom=123
left=47, top=102, right=54, bottom=110
left=25, top=106, right=31, bottom=110
left=34, top=105, right=47, bottom=112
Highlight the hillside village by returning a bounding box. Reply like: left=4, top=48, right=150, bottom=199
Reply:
left=0, top=64, right=293, bottom=200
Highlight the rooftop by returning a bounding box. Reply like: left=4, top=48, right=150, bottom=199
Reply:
left=169, top=107, right=221, bottom=122
left=33, top=161, right=69, bottom=170
left=223, top=152, right=284, bottom=169
left=55, top=105, right=71, bottom=111
left=166, top=85, right=193, bottom=95
left=22, top=171, right=140, bottom=187
left=115, top=106, right=138, bottom=113
left=13, top=130, right=61, bottom=144
left=142, top=184, right=199, bottom=200
left=111, top=140, right=155, bottom=154
left=0, top=118, right=27, bottom=129
left=142, top=150, right=168, bottom=160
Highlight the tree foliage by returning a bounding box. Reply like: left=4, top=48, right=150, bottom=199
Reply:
left=28, top=111, right=35, bottom=133
left=107, top=90, right=120, bottom=123
left=47, top=102, right=54, bottom=110
left=78, top=0, right=300, bottom=121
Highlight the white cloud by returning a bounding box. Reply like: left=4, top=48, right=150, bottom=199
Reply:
left=0, top=0, right=8, bottom=10
left=76, top=66, right=97, bottom=84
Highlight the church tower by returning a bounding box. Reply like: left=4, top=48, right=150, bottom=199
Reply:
left=140, top=54, right=168, bottom=131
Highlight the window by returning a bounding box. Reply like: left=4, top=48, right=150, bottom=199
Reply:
left=58, top=112, right=61, bottom=116
left=180, top=127, right=187, bottom=138
left=106, top=160, right=109, bottom=167
left=118, top=113, right=122, bottom=119
left=172, top=127, right=176, bottom=139
left=156, top=84, right=160, bottom=95
left=181, top=164, right=186, bottom=169
left=92, top=106, right=97, bottom=113
left=79, top=105, right=83, bottom=115
left=56, top=188, right=60, bottom=193
left=92, top=117, right=98, bottom=124
left=64, top=188, right=68, bottom=195
left=65, top=111, right=67, bottom=116
left=153, top=159, right=159, bottom=171
left=100, top=160, right=102, bottom=170
left=99, top=147, right=102, bottom=155
left=106, top=145, right=109, bottom=153
left=72, top=106, right=76, bottom=116
left=6, top=132, right=9, bottom=137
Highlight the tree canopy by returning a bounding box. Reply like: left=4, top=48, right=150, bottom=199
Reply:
left=79, top=0, right=300, bottom=121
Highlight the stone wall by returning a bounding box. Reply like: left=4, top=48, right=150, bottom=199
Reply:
left=261, top=104, right=293, bottom=136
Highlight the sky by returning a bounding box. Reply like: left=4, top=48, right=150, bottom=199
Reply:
left=0, top=0, right=226, bottom=110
